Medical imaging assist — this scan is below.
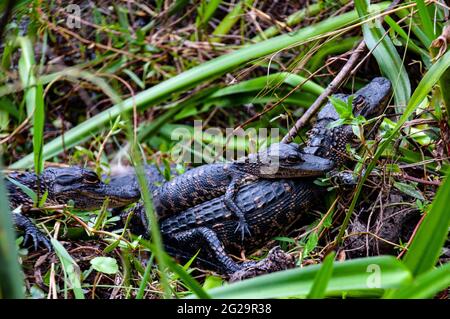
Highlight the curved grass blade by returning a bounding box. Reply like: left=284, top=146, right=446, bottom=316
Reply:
left=212, top=0, right=254, bottom=42
left=385, top=262, right=450, bottom=299
left=355, top=0, right=411, bottom=109
left=51, top=238, right=84, bottom=299
left=209, top=72, right=324, bottom=98
left=402, top=172, right=450, bottom=276
left=138, top=238, right=210, bottom=299
left=306, top=252, right=335, bottom=299
left=194, top=256, right=411, bottom=299
left=414, top=0, right=435, bottom=41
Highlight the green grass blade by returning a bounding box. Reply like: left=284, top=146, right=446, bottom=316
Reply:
left=355, top=0, right=411, bottom=108
left=0, top=171, right=24, bottom=299
left=17, top=37, right=37, bottom=119
left=307, top=37, right=360, bottom=72
left=163, top=253, right=211, bottom=299
left=386, top=262, right=450, bottom=299
left=395, top=8, right=432, bottom=48
left=33, top=83, right=44, bottom=175
left=136, top=255, right=154, bottom=299
left=384, top=16, right=430, bottom=66
left=51, top=239, right=85, bottom=299
left=402, top=173, right=450, bottom=276
left=138, top=238, right=210, bottom=299
left=306, top=252, right=335, bottom=299
left=212, top=0, right=254, bottom=42
left=195, top=256, right=411, bottom=299
left=414, top=0, right=435, bottom=41
left=10, top=4, right=391, bottom=169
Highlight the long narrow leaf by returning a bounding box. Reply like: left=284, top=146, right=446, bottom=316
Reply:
left=355, top=0, right=411, bottom=108
left=194, top=256, right=411, bottom=299
left=402, top=173, right=450, bottom=276
left=17, top=37, right=37, bottom=119
left=51, top=239, right=84, bottom=299
left=306, top=252, right=335, bottom=299
left=386, top=263, right=450, bottom=299
left=33, top=83, right=44, bottom=175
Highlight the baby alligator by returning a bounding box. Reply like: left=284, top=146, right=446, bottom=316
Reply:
left=123, top=77, right=392, bottom=274
left=151, top=143, right=333, bottom=238
left=5, top=167, right=140, bottom=249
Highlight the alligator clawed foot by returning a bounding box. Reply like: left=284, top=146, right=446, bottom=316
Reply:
left=228, top=246, right=296, bottom=282
left=23, top=223, right=52, bottom=251
left=14, top=214, right=52, bottom=251
left=234, top=218, right=251, bottom=241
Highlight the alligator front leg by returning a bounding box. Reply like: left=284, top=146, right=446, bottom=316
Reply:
left=224, top=176, right=252, bottom=240
left=168, top=227, right=243, bottom=274
left=12, top=213, right=52, bottom=251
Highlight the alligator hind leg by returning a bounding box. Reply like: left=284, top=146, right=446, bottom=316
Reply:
left=12, top=213, right=52, bottom=251
left=168, top=227, right=242, bottom=274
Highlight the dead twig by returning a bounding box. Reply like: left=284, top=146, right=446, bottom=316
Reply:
left=281, top=40, right=367, bottom=143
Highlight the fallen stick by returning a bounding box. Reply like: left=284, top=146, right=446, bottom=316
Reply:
left=281, top=40, right=367, bottom=143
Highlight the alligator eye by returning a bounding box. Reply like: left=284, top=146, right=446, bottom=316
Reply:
left=286, top=155, right=303, bottom=163
left=83, top=171, right=100, bottom=184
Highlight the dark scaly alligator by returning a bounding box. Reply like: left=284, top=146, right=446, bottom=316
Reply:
left=4, top=146, right=331, bottom=249
left=5, top=167, right=140, bottom=249
left=151, top=142, right=333, bottom=238
left=122, top=77, right=392, bottom=275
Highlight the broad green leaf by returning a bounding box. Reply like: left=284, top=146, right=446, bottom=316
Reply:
left=90, top=257, right=119, bottom=275
left=330, top=96, right=353, bottom=119
left=203, top=276, right=224, bottom=290
left=6, top=176, right=37, bottom=203
left=393, top=181, right=425, bottom=201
